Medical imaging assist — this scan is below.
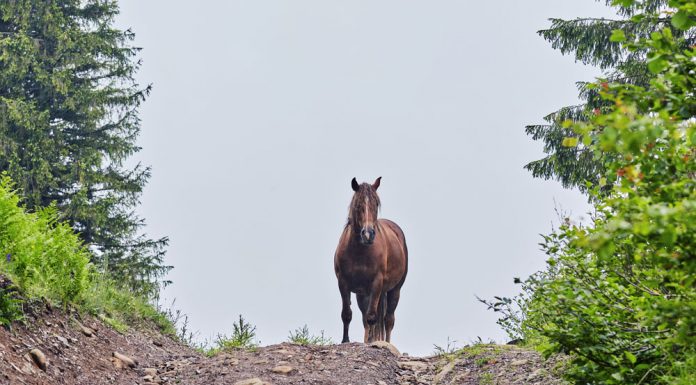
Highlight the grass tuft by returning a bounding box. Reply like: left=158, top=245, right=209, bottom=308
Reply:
left=287, top=324, right=333, bottom=346
left=208, top=315, right=258, bottom=355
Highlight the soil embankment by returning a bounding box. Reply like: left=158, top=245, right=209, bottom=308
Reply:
left=0, top=306, right=565, bottom=385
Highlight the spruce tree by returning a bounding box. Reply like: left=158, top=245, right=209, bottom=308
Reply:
left=0, top=0, right=169, bottom=297
left=525, top=0, right=695, bottom=193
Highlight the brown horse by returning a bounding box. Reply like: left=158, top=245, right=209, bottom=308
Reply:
left=334, top=177, right=408, bottom=343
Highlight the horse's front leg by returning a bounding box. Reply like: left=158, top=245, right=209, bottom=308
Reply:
left=338, top=280, right=352, bottom=343
left=364, top=275, right=384, bottom=342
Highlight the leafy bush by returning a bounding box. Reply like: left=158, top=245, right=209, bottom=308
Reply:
left=0, top=175, right=90, bottom=308
left=287, top=324, right=333, bottom=346
left=488, top=2, right=696, bottom=384
left=0, top=174, right=176, bottom=335
left=212, top=315, right=258, bottom=352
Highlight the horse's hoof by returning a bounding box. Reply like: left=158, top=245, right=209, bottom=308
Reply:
left=341, top=339, right=350, bottom=344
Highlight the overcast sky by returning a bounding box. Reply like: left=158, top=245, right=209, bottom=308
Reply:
left=116, top=1, right=614, bottom=356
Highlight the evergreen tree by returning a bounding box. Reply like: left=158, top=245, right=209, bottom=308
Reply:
left=525, top=0, right=695, bottom=193
left=0, top=1, right=169, bottom=297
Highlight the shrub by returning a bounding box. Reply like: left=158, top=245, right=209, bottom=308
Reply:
left=0, top=175, right=90, bottom=307
left=287, top=324, right=333, bottom=346
left=487, top=3, right=696, bottom=383
left=0, top=174, right=176, bottom=335
left=212, top=315, right=258, bottom=352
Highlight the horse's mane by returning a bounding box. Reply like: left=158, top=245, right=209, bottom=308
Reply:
left=347, top=183, right=381, bottom=229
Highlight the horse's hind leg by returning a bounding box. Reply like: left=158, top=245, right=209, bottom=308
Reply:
left=339, top=281, right=352, bottom=343
left=385, top=288, right=402, bottom=343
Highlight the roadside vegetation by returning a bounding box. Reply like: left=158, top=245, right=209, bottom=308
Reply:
left=0, top=174, right=175, bottom=336
left=1, top=0, right=169, bottom=302
left=484, top=1, right=696, bottom=384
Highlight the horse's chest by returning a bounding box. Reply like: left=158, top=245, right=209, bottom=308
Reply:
left=338, top=257, right=380, bottom=289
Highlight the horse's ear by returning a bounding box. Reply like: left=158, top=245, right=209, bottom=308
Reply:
left=351, top=177, right=359, bottom=192
left=372, top=176, right=382, bottom=190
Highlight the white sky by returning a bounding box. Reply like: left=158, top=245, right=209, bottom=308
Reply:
left=116, top=1, right=614, bottom=356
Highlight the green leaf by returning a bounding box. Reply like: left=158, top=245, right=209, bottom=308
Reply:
left=625, top=351, right=637, bottom=364
left=647, top=55, right=667, bottom=74
left=562, top=137, right=579, bottom=147
left=610, top=29, right=626, bottom=42
left=671, top=10, right=692, bottom=30
left=611, top=0, right=635, bottom=7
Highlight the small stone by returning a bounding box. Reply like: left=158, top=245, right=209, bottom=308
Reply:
left=143, top=367, right=158, bottom=377
left=111, top=357, right=124, bottom=369
left=433, top=361, right=455, bottom=384
left=398, top=361, right=429, bottom=372
left=510, top=359, right=528, bottom=366
left=153, top=340, right=163, bottom=347
left=370, top=341, right=401, bottom=356
left=234, top=378, right=271, bottom=385
left=253, top=359, right=270, bottom=365
left=22, top=362, right=36, bottom=374
left=142, top=375, right=154, bottom=382
left=453, top=370, right=471, bottom=381
left=80, top=325, right=95, bottom=337
left=29, top=348, right=47, bottom=371
left=271, top=365, right=296, bottom=375
left=112, top=352, right=137, bottom=368
left=54, top=335, right=69, bottom=347
left=528, top=368, right=546, bottom=379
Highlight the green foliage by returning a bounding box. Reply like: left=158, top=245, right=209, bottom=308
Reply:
left=0, top=276, right=22, bottom=325
left=0, top=175, right=90, bottom=305
left=211, top=315, right=258, bottom=353
left=0, top=174, right=175, bottom=334
left=494, top=1, right=696, bottom=384
left=287, top=324, right=333, bottom=346
left=524, top=0, right=696, bottom=195
left=0, top=0, right=170, bottom=298
left=81, top=271, right=177, bottom=336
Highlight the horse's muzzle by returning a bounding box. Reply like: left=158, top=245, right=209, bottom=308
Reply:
left=360, top=227, right=376, bottom=245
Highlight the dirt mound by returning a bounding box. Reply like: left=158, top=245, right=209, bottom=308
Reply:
left=156, top=342, right=400, bottom=385
left=0, top=303, right=191, bottom=385
left=0, top=306, right=564, bottom=385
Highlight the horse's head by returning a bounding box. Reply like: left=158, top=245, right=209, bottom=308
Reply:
left=348, top=177, right=381, bottom=245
